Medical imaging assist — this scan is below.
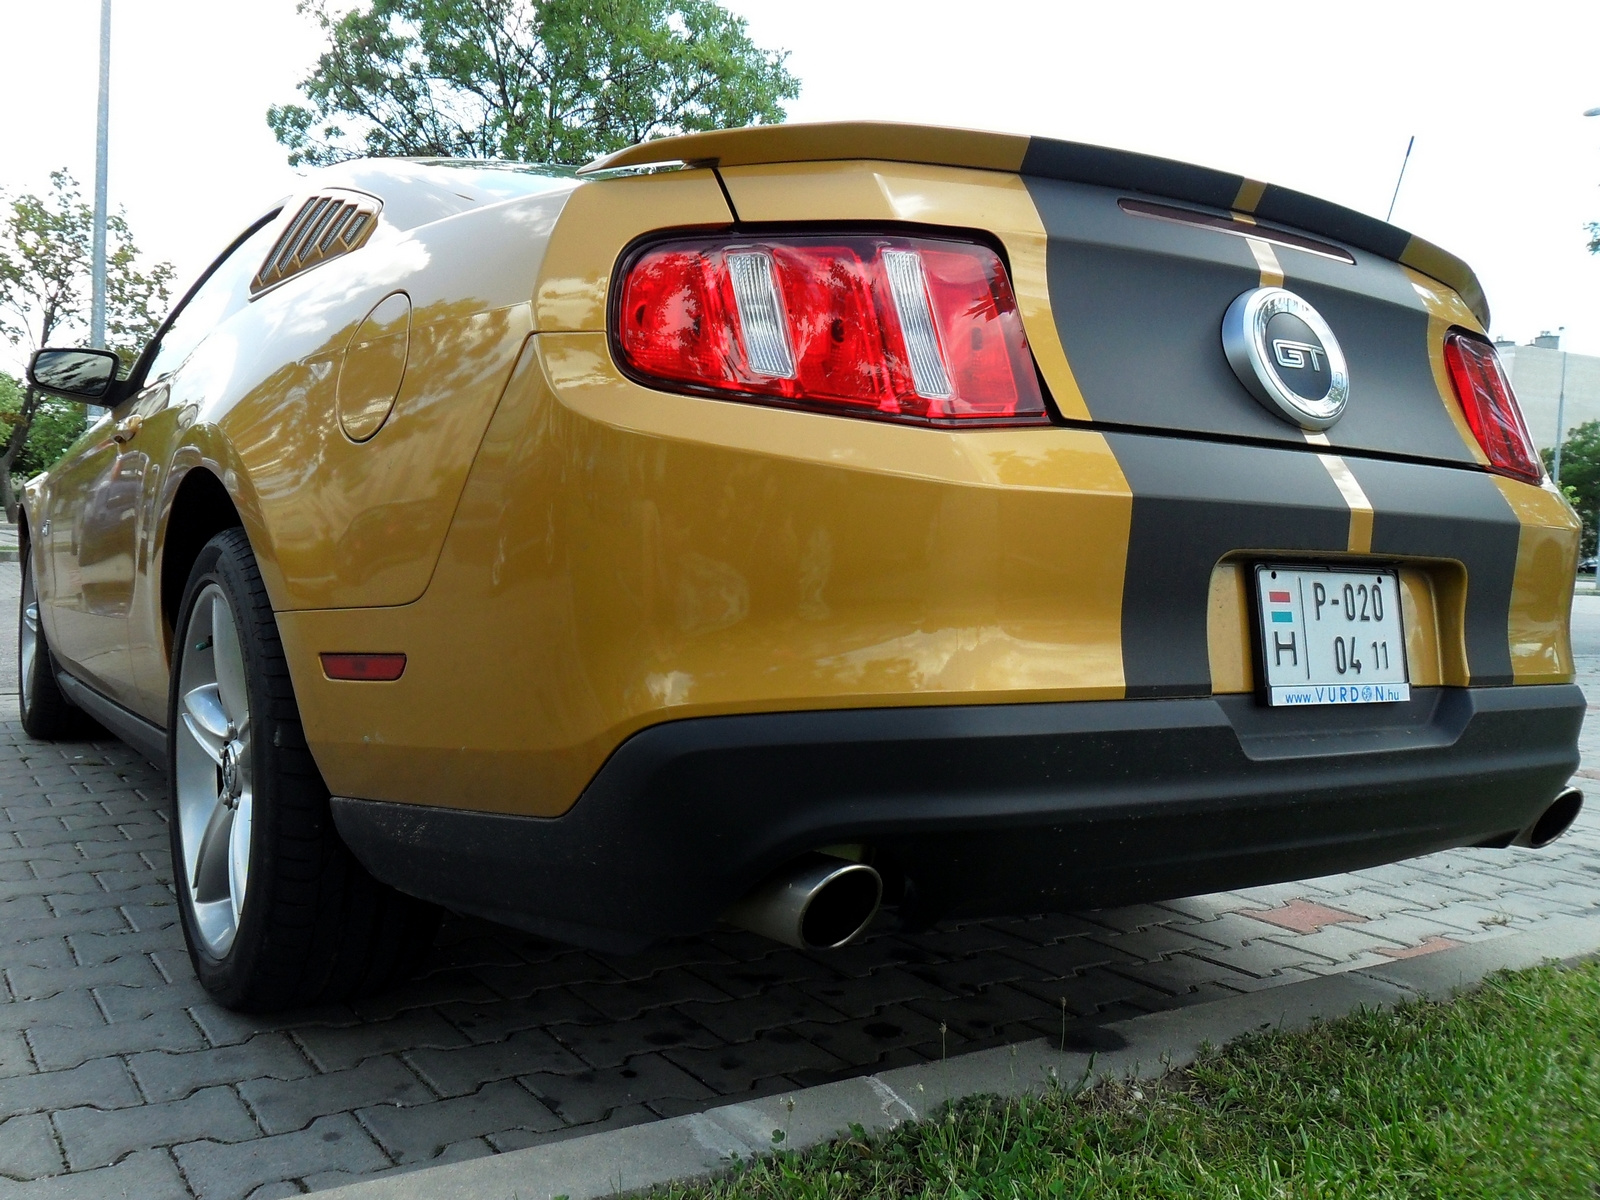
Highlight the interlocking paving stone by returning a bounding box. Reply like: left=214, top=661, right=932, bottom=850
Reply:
left=239, top=1056, right=435, bottom=1135
left=0, top=1112, right=63, bottom=1180
left=0, top=622, right=1596, bottom=1197
left=127, top=1036, right=318, bottom=1103
left=0, top=1058, right=140, bottom=1121
left=1374, top=935, right=1465, bottom=960
left=355, top=1079, right=561, bottom=1163
left=403, top=1028, right=587, bottom=1096
left=173, top=1114, right=389, bottom=1200
left=0, top=1149, right=188, bottom=1200
left=519, top=1052, right=717, bottom=1126
left=54, top=1086, right=259, bottom=1170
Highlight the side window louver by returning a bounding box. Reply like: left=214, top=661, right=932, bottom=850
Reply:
left=250, top=191, right=382, bottom=294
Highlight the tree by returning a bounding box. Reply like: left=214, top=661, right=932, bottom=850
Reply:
left=0, top=374, right=87, bottom=481
left=267, top=0, right=799, bottom=168
left=0, top=170, right=173, bottom=519
left=1542, top=419, right=1600, bottom=557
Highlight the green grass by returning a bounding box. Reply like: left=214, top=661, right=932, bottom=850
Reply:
left=661, top=962, right=1600, bottom=1199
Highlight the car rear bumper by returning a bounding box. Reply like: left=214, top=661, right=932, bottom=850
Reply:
left=331, top=683, right=1583, bottom=951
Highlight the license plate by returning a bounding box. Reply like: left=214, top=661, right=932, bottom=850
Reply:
left=1254, top=566, right=1410, bottom=706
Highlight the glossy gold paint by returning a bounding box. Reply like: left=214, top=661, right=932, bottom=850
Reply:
left=1206, top=562, right=1253, bottom=694
left=532, top=170, right=732, bottom=331
left=719, top=161, right=1093, bottom=423
left=1404, top=266, right=1492, bottom=468
left=337, top=291, right=411, bottom=442
left=583, top=121, right=1030, bottom=177
left=1402, top=266, right=1580, bottom=681
left=1494, top=476, right=1579, bottom=684
left=280, top=333, right=1134, bottom=815
left=21, top=149, right=1577, bottom=825
left=1397, top=567, right=1448, bottom=688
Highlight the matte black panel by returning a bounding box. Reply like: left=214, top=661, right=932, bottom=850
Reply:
left=1255, top=185, right=1412, bottom=260
left=1291, top=274, right=1475, bottom=464
left=1106, top=433, right=1352, bottom=698
left=332, top=684, right=1582, bottom=946
left=1022, top=136, right=1421, bottom=273
left=1022, top=138, right=1243, bottom=210
left=1346, top=457, right=1521, bottom=685
left=1023, top=176, right=1477, bottom=463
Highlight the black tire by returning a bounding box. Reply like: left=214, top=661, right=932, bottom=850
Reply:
left=168, top=528, right=440, bottom=1011
left=18, top=546, right=97, bottom=740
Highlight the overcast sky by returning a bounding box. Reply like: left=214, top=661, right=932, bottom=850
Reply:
left=4, top=0, right=1600, bottom=377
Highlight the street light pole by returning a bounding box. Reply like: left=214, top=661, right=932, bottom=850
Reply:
left=90, top=0, right=111, bottom=353
left=1554, top=335, right=1570, bottom=485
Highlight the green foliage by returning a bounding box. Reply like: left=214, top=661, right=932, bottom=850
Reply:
left=661, top=963, right=1600, bottom=1199
left=1542, top=419, right=1600, bottom=555
left=268, top=0, right=799, bottom=167
left=0, top=374, right=87, bottom=479
left=0, top=169, right=174, bottom=364
left=0, top=170, right=172, bottom=512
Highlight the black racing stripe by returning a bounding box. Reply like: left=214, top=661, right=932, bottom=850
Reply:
left=1024, top=175, right=1478, bottom=465
left=1021, top=138, right=1243, bottom=210
left=1026, top=176, right=1306, bottom=446
left=1344, top=458, right=1520, bottom=686
left=1020, top=136, right=1419, bottom=268
left=1107, top=433, right=1351, bottom=699
left=1288, top=273, right=1477, bottom=465
left=1254, top=186, right=1412, bottom=261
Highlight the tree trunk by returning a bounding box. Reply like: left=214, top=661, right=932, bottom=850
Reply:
left=0, top=386, right=42, bottom=524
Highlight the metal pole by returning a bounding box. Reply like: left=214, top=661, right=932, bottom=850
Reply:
left=1554, top=346, right=1570, bottom=485
left=91, top=0, right=110, bottom=352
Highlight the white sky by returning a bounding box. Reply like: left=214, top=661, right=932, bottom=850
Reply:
left=3, top=0, right=1600, bottom=375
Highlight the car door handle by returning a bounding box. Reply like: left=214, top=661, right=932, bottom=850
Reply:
left=111, top=415, right=143, bottom=445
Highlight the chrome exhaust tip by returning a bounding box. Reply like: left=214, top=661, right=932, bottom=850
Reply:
left=1514, top=786, right=1584, bottom=849
left=723, top=853, right=883, bottom=950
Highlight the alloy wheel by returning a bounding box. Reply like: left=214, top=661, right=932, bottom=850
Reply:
left=174, top=585, right=254, bottom=955
left=20, top=563, right=38, bottom=703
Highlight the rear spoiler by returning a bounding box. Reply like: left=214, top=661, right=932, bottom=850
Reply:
left=582, top=122, right=1487, bottom=327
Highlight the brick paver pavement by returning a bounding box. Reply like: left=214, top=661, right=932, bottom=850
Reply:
left=0, top=581, right=1594, bottom=1198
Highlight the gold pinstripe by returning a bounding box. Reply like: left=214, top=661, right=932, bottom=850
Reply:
left=1233, top=178, right=1267, bottom=212
left=1248, top=240, right=1371, bottom=554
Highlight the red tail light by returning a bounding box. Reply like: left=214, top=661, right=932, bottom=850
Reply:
left=613, top=234, right=1048, bottom=426
left=1442, top=330, right=1543, bottom=485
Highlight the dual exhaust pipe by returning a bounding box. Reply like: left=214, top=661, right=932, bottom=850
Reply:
left=726, top=785, right=1587, bottom=952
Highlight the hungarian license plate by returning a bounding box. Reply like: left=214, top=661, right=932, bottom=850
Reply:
left=1254, top=566, right=1409, bottom=706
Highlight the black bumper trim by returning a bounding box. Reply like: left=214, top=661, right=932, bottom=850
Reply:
left=331, top=685, right=1584, bottom=950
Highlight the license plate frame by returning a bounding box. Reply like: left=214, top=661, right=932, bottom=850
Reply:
left=1253, top=565, right=1410, bottom=706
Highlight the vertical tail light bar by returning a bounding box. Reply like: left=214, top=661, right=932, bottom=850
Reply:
left=613, top=233, right=1047, bottom=427
left=1442, top=330, right=1544, bottom=485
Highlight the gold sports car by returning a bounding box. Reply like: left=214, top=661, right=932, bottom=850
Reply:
left=24, top=122, right=1583, bottom=1011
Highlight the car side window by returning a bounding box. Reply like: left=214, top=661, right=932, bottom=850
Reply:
left=143, top=214, right=282, bottom=385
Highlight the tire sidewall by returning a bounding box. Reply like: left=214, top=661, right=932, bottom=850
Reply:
left=18, top=550, right=39, bottom=726
left=167, top=534, right=287, bottom=1002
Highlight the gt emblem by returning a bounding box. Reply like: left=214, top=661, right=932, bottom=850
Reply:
left=1223, top=287, right=1349, bottom=430
left=1272, top=339, right=1324, bottom=371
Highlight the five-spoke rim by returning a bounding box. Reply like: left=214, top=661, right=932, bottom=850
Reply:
left=174, top=585, right=253, bottom=956
left=20, top=562, right=38, bottom=703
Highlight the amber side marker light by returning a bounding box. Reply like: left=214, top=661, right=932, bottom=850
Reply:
left=320, top=653, right=407, bottom=682
left=613, top=233, right=1047, bottom=427
left=1443, top=330, right=1544, bottom=485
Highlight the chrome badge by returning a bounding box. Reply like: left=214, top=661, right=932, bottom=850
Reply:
left=1222, top=287, right=1349, bottom=430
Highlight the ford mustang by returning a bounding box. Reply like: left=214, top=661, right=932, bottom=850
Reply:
left=23, top=122, right=1583, bottom=1011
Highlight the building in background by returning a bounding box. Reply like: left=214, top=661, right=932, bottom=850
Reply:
left=1494, top=331, right=1600, bottom=452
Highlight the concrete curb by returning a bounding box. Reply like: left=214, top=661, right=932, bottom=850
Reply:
left=317, top=912, right=1600, bottom=1200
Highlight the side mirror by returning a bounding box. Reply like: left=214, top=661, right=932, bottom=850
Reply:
left=27, top=347, right=121, bottom=400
